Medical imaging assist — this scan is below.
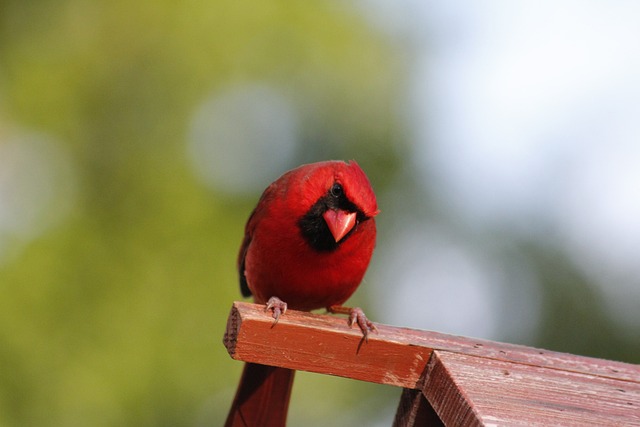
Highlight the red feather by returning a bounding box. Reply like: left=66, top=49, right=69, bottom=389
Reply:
left=226, top=160, right=378, bottom=426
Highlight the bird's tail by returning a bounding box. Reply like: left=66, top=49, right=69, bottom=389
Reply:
left=225, top=362, right=296, bottom=427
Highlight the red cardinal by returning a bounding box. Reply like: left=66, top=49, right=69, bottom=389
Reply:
left=225, top=160, right=379, bottom=427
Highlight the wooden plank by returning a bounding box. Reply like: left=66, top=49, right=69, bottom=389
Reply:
left=423, top=350, right=640, bottom=426
left=393, top=388, right=444, bottom=427
left=224, top=302, right=640, bottom=425
left=383, top=326, right=640, bottom=383
left=224, top=302, right=640, bottom=387
left=224, top=302, right=433, bottom=388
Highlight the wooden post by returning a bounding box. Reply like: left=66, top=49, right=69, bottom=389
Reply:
left=393, top=388, right=443, bottom=427
left=224, top=302, right=640, bottom=426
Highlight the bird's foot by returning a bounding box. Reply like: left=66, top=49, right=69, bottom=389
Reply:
left=348, top=307, right=378, bottom=342
left=265, top=296, right=288, bottom=326
left=328, top=305, right=377, bottom=342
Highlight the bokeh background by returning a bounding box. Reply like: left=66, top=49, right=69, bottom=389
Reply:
left=1, top=1, right=639, bottom=426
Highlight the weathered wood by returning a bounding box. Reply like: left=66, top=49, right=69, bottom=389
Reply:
left=393, top=388, right=443, bottom=427
left=224, top=302, right=640, bottom=385
left=224, top=302, right=432, bottom=388
left=423, top=350, right=640, bottom=426
left=224, top=302, right=640, bottom=426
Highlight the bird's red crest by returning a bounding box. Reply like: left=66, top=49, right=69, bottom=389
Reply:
left=292, top=160, right=378, bottom=219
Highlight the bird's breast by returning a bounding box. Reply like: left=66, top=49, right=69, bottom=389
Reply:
left=245, top=218, right=375, bottom=311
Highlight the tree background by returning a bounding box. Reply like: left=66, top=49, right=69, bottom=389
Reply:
left=0, top=1, right=638, bottom=426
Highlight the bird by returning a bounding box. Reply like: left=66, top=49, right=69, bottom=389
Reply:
left=225, top=160, right=379, bottom=427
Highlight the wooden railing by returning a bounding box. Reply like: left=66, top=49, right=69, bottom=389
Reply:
left=224, top=302, right=640, bottom=426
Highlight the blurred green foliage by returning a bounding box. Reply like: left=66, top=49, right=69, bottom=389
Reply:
left=2, top=1, right=638, bottom=427
left=0, top=1, right=401, bottom=425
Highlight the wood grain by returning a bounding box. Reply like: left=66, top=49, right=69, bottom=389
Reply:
left=424, top=350, right=640, bottom=426
left=224, top=302, right=432, bottom=388
left=393, top=388, right=444, bottom=427
left=223, top=302, right=640, bottom=426
left=224, top=302, right=640, bottom=386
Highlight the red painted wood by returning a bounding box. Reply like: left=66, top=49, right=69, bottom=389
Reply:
left=423, top=350, right=640, bottom=426
left=223, top=302, right=640, bottom=426
left=224, top=302, right=432, bottom=389
left=393, top=388, right=444, bottom=427
left=224, top=302, right=640, bottom=385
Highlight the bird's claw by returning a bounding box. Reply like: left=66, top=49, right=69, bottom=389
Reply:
left=348, top=307, right=378, bottom=342
left=265, top=296, right=287, bottom=326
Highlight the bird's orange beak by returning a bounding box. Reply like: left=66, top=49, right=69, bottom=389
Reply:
left=322, top=209, right=357, bottom=243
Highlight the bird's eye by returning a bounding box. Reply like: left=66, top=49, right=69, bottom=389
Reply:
left=330, top=183, right=343, bottom=198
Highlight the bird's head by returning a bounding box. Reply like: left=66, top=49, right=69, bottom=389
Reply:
left=294, top=160, right=379, bottom=251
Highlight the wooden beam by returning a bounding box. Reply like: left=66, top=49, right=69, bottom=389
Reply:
left=423, top=350, right=640, bottom=426
left=393, top=388, right=443, bottom=427
left=224, top=302, right=432, bottom=388
left=223, top=302, right=640, bottom=426
left=224, top=302, right=640, bottom=385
